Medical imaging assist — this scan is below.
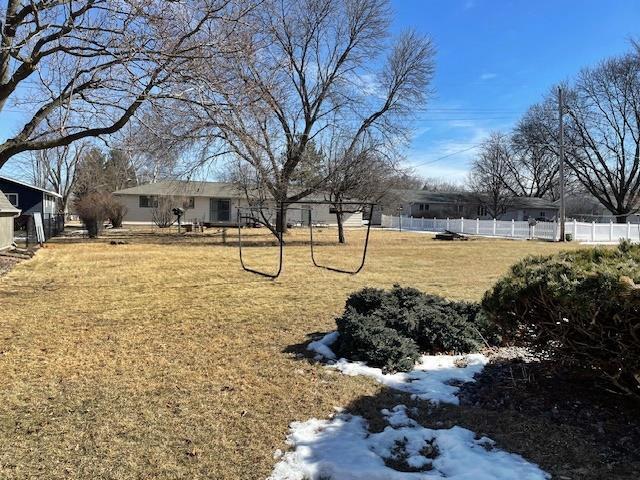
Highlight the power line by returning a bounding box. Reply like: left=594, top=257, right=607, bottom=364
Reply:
left=409, top=145, right=481, bottom=168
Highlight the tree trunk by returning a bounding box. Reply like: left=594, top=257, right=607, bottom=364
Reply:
left=275, top=207, right=287, bottom=235
left=336, top=210, right=345, bottom=244
left=616, top=214, right=628, bottom=224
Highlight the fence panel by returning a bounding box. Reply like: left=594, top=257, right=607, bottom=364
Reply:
left=532, top=221, right=557, bottom=240
left=380, top=214, right=640, bottom=243
left=574, top=222, right=593, bottom=241
left=611, top=223, right=629, bottom=242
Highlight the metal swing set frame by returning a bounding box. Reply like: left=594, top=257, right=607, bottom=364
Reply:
left=237, top=200, right=375, bottom=279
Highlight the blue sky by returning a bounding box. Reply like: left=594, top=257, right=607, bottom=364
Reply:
left=1, top=0, right=639, bottom=181
left=393, top=0, right=640, bottom=182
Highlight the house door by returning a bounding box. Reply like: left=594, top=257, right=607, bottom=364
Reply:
left=210, top=199, right=231, bottom=222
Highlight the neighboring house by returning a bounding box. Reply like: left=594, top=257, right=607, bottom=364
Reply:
left=373, top=190, right=559, bottom=223
left=0, top=175, right=62, bottom=216
left=0, top=189, right=21, bottom=250
left=113, top=181, right=363, bottom=226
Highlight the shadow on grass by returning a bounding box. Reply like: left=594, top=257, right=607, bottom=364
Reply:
left=282, top=331, right=332, bottom=360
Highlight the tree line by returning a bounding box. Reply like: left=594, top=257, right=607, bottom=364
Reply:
left=470, top=42, right=640, bottom=223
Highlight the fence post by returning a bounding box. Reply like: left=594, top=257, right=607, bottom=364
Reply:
left=511, top=219, right=515, bottom=237
left=460, top=217, right=464, bottom=233
left=410, top=216, right=413, bottom=229
left=591, top=221, right=596, bottom=242
left=446, top=217, right=450, bottom=230
left=573, top=219, right=578, bottom=240
left=421, top=217, right=425, bottom=230
left=609, top=220, right=613, bottom=242
left=476, top=218, right=480, bottom=235
left=531, top=224, right=535, bottom=239
left=627, top=221, right=631, bottom=240
left=492, top=218, right=497, bottom=236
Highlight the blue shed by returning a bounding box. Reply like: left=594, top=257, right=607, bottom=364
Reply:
left=0, top=175, right=61, bottom=215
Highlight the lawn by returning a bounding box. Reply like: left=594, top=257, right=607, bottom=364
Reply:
left=0, top=228, right=578, bottom=479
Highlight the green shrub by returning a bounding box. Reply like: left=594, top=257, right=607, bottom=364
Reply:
left=334, top=285, right=497, bottom=373
left=482, top=241, right=640, bottom=397
left=335, top=310, right=420, bottom=373
left=345, top=287, right=387, bottom=314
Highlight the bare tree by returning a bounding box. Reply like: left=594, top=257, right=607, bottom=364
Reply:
left=116, top=111, right=189, bottom=184
left=508, top=114, right=561, bottom=199
left=467, top=132, right=513, bottom=218
left=321, top=136, right=402, bottom=243
left=519, top=51, right=640, bottom=222
left=0, top=0, right=248, bottom=169
left=28, top=142, right=87, bottom=213
left=181, top=0, right=435, bottom=234
left=421, top=177, right=465, bottom=192
left=562, top=53, right=640, bottom=222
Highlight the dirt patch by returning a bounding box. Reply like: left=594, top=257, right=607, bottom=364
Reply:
left=414, top=355, right=640, bottom=480
left=0, top=256, right=20, bottom=277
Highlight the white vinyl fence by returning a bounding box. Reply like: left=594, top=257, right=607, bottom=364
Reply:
left=381, top=215, right=640, bottom=243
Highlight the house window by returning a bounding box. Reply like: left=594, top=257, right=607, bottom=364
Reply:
left=6, top=193, right=18, bottom=207
left=139, top=195, right=158, bottom=208
left=418, top=203, right=429, bottom=212
left=183, top=197, right=195, bottom=209
left=210, top=198, right=231, bottom=222
left=456, top=204, right=463, bottom=213
left=477, top=205, right=488, bottom=216
left=540, top=211, right=546, bottom=218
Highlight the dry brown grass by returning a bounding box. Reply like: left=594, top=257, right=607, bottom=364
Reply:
left=0, top=228, right=580, bottom=479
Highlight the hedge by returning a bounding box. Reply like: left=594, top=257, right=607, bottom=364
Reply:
left=482, top=241, right=640, bottom=397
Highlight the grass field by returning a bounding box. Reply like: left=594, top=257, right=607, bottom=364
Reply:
left=0, top=228, right=579, bottom=479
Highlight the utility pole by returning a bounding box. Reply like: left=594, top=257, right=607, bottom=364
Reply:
left=558, top=86, right=566, bottom=242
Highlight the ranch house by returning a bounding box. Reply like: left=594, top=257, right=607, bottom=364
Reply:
left=113, top=181, right=364, bottom=227
left=374, top=190, right=559, bottom=223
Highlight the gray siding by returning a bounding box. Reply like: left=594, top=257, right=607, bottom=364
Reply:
left=0, top=214, right=15, bottom=250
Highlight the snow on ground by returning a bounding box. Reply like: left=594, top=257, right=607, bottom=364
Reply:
left=269, top=404, right=549, bottom=480
left=307, top=331, right=339, bottom=360
left=277, top=332, right=550, bottom=478
left=307, top=331, right=488, bottom=405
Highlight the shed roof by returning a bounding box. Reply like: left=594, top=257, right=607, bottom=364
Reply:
left=0, top=175, right=62, bottom=197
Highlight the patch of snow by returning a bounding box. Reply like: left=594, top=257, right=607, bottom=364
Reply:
left=269, top=405, right=549, bottom=480
left=306, top=331, right=488, bottom=405
left=306, top=331, right=339, bottom=360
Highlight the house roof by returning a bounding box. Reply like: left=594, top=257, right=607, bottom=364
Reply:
left=393, top=189, right=558, bottom=210
left=113, top=181, right=339, bottom=202
left=394, top=190, right=473, bottom=204
left=0, top=175, right=62, bottom=197
left=113, top=181, right=242, bottom=198
left=0, top=189, right=21, bottom=214
left=510, top=196, right=559, bottom=209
